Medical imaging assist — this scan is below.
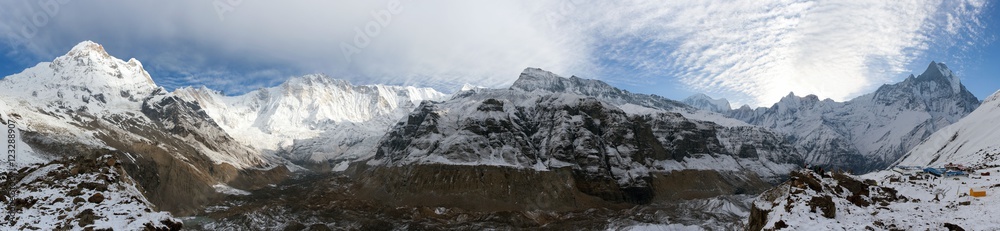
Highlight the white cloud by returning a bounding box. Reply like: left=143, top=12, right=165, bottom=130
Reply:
left=558, top=0, right=988, bottom=106
left=0, top=0, right=595, bottom=94
left=0, top=0, right=989, bottom=105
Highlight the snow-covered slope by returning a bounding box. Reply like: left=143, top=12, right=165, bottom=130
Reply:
left=682, top=93, right=732, bottom=113
left=174, top=75, right=446, bottom=163
left=729, top=62, right=980, bottom=172
left=748, top=168, right=1000, bottom=230
left=896, top=90, right=1000, bottom=167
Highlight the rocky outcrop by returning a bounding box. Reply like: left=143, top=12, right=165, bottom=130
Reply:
left=0, top=151, right=181, bottom=230
left=746, top=170, right=904, bottom=230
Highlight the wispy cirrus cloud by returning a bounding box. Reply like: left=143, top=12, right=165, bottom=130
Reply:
left=0, top=0, right=991, bottom=106
left=564, top=0, right=990, bottom=106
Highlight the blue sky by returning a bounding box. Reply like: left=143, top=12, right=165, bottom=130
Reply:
left=0, top=0, right=996, bottom=107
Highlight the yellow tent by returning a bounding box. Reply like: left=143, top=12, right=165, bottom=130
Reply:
left=971, top=188, right=987, bottom=197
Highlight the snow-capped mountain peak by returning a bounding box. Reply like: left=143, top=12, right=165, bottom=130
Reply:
left=64, top=40, right=111, bottom=59
left=510, top=67, right=624, bottom=96
left=510, top=67, right=562, bottom=90
left=0, top=41, right=158, bottom=112
left=917, top=61, right=961, bottom=94
left=682, top=93, right=732, bottom=113
left=50, top=41, right=155, bottom=88
left=52, top=41, right=155, bottom=87
left=459, top=83, right=486, bottom=92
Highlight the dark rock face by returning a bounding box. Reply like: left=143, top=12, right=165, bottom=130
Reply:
left=807, top=196, right=836, bottom=218
left=374, top=90, right=800, bottom=186
left=359, top=87, right=801, bottom=226
left=746, top=205, right=770, bottom=231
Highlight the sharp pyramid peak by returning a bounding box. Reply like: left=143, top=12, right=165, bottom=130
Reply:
left=917, top=61, right=962, bottom=94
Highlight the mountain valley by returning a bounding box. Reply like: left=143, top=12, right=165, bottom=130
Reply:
left=0, top=41, right=995, bottom=230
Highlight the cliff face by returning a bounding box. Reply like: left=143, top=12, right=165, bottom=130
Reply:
left=182, top=68, right=804, bottom=230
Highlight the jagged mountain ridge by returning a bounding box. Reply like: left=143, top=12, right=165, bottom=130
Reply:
left=513, top=68, right=750, bottom=127
left=369, top=87, right=802, bottom=181
left=367, top=68, right=803, bottom=188
left=724, top=62, right=980, bottom=172
left=512, top=68, right=692, bottom=113
left=174, top=74, right=447, bottom=165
